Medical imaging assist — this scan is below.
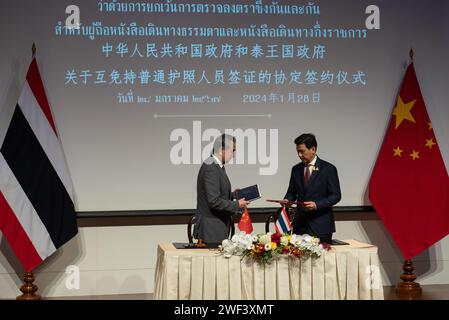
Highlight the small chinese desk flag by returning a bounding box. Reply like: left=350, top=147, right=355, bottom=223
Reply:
left=238, top=207, right=253, bottom=234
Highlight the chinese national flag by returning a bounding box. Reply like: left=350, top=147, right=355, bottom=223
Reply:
left=238, top=207, right=253, bottom=234
left=369, top=63, right=449, bottom=259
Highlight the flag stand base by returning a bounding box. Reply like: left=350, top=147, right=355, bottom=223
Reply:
left=395, top=260, right=422, bottom=299
left=17, top=272, right=41, bottom=300
left=195, top=239, right=206, bottom=248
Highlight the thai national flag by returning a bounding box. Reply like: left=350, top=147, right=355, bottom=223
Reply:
left=0, top=58, right=78, bottom=272
left=275, top=207, right=292, bottom=234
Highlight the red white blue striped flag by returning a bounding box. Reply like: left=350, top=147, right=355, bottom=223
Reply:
left=0, top=58, right=78, bottom=272
left=275, top=207, right=292, bottom=234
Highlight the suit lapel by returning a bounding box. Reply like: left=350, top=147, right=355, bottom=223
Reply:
left=209, top=156, right=231, bottom=187
left=298, top=162, right=306, bottom=191
left=221, top=166, right=231, bottom=186
left=216, top=162, right=232, bottom=198
left=306, top=157, right=321, bottom=187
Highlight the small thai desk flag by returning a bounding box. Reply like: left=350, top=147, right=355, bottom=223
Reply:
left=275, top=207, right=292, bottom=234
left=0, top=58, right=78, bottom=272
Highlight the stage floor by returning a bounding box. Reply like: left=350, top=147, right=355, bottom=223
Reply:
left=43, top=285, right=449, bottom=300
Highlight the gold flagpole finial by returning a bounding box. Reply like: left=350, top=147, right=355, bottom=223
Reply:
left=32, top=43, right=36, bottom=58
left=409, top=48, right=414, bottom=62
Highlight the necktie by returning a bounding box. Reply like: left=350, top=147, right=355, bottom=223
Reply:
left=304, top=163, right=311, bottom=185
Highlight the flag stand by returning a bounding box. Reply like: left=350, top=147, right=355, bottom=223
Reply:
left=195, top=239, right=206, bottom=247
left=16, top=272, right=41, bottom=300
left=395, top=260, right=422, bottom=298
left=393, top=50, right=421, bottom=299
left=15, top=45, right=41, bottom=300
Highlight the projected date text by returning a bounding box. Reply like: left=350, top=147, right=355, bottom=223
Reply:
left=242, top=93, right=320, bottom=104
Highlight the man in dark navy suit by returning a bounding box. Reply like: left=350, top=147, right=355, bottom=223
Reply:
left=283, top=134, right=341, bottom=244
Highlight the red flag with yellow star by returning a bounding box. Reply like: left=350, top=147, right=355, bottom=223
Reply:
left=369, top=63, right=449, bottom=259
left=238, top=207, right=253, bottom=234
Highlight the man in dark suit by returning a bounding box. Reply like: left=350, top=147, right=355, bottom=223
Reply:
left=283, top=134, right=341, bottom=244
left=194, top=134, right=250, bottom=243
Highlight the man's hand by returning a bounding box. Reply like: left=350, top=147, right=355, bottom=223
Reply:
left=303, top=201, right=317, bottom=211
left=281, top=199, right=292, bottom=207
left=232, top=188, right=241, bottom=200
left=238, top=198, right=250, bottom=208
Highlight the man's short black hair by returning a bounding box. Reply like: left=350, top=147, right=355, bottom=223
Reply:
left=294, top=133, right=317, bottom=149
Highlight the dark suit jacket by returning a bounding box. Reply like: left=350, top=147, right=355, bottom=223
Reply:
left=284, top=157, right=341, bottom=236
left=194, top=156, right=240, bottom=243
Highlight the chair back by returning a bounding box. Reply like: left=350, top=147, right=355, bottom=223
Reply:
left=187, top=215, right=236, bottom=243
left=187, top=215, right=196, bottom=243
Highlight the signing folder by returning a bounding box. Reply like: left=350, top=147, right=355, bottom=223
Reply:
left=235, top=184, right=261, bottom=202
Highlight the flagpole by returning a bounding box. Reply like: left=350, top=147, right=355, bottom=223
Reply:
left=394, top=48, right=422, bottom=299
left=17, top=43, right=42, bottom=301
